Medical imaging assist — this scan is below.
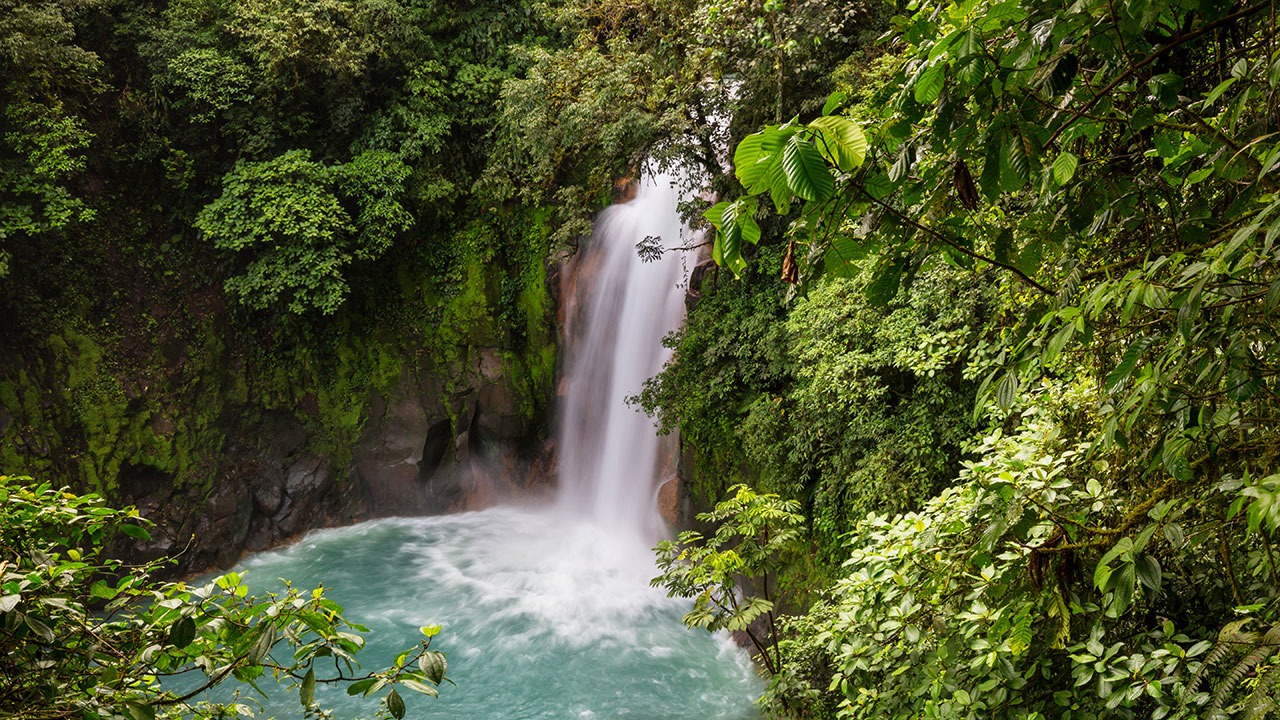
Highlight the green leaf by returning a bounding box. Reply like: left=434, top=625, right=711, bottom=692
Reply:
left=992, top=228, right=1014, bottom=265
left=1105, top=337, right=1153, bottom=394
left=734, top=133, right=771, bottom=191
left=915, top=62, right=945, bottom=104
left=387, top=688, right=406, bottom=720
left=807, top=116, right=867, bottom=172
left=90, top=580, right=117, bottom=600
left=1134, top=555, right=1162, bottom=592
left=419, top=624, right=442, bottom=638
left=703, top=201, right=728, bottom=230
left=300, top=668, right=316, bottom=707
left=419, top=650, right=447, bottom=685
left=718, top=199, right=753, bottom=277
left=782, top=136, right=834, bottom=202
left=401, top=678, right=439, bottom=697
left=764, top=153, right=793, bottom=214
left=864, top=260, right=903, bottom=306
left=168, top=616, right=196, bottom=649
left=249, top=625, right=277, bottom=664
left=821, top=91, right=847, bottom=116
left=1201, top=76, right=1238, bottom=107
left=119, top=524, right=151, bottom=541
left=1044, top=54, right=1078, bottom=96
left=1265, top=278, right=1280, bottom=314
left=1052, top=151, right=1079, bottom=185
left=1161, top=435, right=1193, bottom=481
left=1006, top=134, right=1031, bottom=184
left=1109, top=565, right=1136, bottom=617
left=1148, top=72, right=1184, bottom=108
left=124, top=702, right=155, bottom=720
left=347, top=677, right=377, bottom=696
left=996, top=372, right=1018, bottom=410
left=863, top=173, right=894, bottom=200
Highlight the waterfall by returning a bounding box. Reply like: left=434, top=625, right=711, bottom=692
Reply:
left=556, top=172, right=692, bottom=545
left=174, top=171, right=765, bottom=719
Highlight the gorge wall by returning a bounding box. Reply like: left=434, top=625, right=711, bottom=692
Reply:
left=0, top=219, right=560, bottom=574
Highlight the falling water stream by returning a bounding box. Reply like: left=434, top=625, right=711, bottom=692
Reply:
left=193, top=174, right=763, bottom=717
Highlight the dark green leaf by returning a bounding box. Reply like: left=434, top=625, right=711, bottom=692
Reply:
left=915, top=62, right=945, bottom=104
left=1105, top=337, right=1153, bottom=394
left=1044, top=53, right=1078, bottom=96
left=1265, top=278, right=1280, bottom=314
left=864, top=260, right=903, bottom=306
left=1135, top=555, right=1162, bottom=592
left=1161, top=435, right=1193, bottom=481
left=993, top=228, right=1014, bottom=265
left=1148, top=73, right=1184, bottom=107
left=119, top=524, right=151, bottom=541
left=168, top=617, right=195, bottom=649
left=782, top=136, right=834, bottom=202
left=419, top=651, right=447, bottom=685
left=300, top=668, right=316, bottom=707
left=387, top=688, right=406, bottom=719
left=996, top=372, right=1018, bottom=409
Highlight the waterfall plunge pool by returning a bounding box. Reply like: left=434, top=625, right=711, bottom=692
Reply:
left=189, top=505, right=763, bottom=719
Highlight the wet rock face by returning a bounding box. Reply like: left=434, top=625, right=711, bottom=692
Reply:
left=125, top=358, right=555, bottom=576
left=350, top=358, right=544, bottom=517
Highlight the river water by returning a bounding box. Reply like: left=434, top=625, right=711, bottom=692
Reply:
left=225, top=507, right=760, bottom=718
left=194, top=174, right=761, bottom=717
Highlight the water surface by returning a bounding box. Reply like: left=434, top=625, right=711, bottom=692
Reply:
left=208, top=505, right=762, bottom=719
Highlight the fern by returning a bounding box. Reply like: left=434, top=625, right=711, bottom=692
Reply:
left=1243, top=663, right=1280, bottom=720
left=1190, top=620, right=1254, bottom=696
left=1196, top=622, right=1280, bottom=719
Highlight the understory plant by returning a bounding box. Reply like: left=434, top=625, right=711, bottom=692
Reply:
left=0, top=475, right=447, bottom=719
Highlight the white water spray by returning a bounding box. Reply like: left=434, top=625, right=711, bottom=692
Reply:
left=556, top=172, right=692, bottom=546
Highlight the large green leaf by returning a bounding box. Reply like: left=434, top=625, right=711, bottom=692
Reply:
left=1052, top=151, right=1078, bottom=185
left=914, top=61, right=945, bottom=104
left=806, top=116, right=867, bottom=172
left=718, top=200, right=751, bottom=277
left=864, top=258, right=904, bottom=306
left=734, top=133, right=771, bottom=191
left=782, top=136, right=834, bottom=202
left=765, top=153, right=793, bottom=214
left=1105, top=337, right=1155, bottom=394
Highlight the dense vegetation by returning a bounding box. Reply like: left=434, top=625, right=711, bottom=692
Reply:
left=626, top=0, right=1280, bottom=717
left=6, top=0, right=1280, bottom=718
left=0, top=475, right=447, bottom=719
left=0, top=0, right=562, bottom=499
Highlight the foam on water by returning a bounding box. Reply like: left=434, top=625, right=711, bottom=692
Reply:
left=221, top=507, right=760, bottom=718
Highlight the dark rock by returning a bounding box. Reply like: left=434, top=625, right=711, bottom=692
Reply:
left=251, top=473, right=284, bottom=516
left=419, top=419, right=453, bottom=481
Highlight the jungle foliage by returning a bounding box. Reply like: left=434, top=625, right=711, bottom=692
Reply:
left=609, top=0, right=1280, bottom=717
left=0, top=0, right=562, bottom=497
left=0, top=476, right=448, bottom=719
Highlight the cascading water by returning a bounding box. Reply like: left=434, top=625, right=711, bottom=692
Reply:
left=179, top=173, right=761, bottom=718
left=557, top=171, right=691, bottom=544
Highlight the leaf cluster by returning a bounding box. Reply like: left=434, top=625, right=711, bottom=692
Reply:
left=0, top=475, right=448, bottom=719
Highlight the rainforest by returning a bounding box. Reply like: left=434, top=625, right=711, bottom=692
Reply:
left=3, top=0, right=1280, bottom=718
